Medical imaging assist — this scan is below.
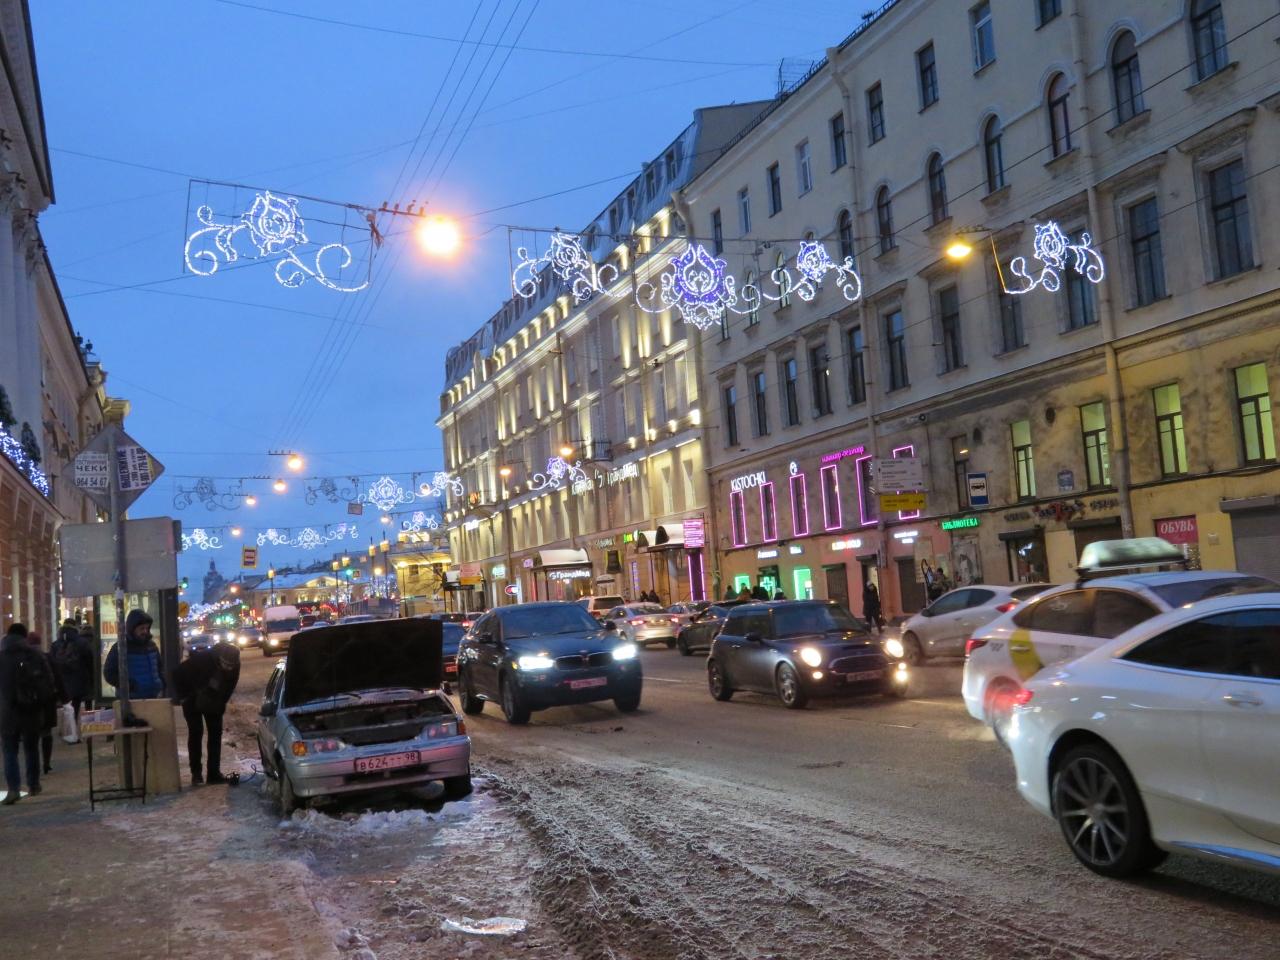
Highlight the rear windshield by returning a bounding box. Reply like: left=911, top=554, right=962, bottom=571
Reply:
left=266, top=618, right=300, bottom=632
left=1149, top=576, right=1278, bottom=608
left=592, top=596, right=624, bottom=609
left=501, top=605, right=600, bottom=639
left=629, top=604, right=664, bottom=614
left=773, top=604, right=867, bottom=638
left=1012, top=584, right=1056, bottom=601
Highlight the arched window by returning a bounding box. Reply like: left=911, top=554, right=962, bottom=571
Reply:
left=1191, top=0, right=1227, bottom=80
left=745, top=270, right=759, bottom=325
left=983, top=116, right=1005, bottom=193
left=1111, top=32, right=1143, bottom=123
left=775, top=250, right=791, bottom=308
left=838, top=210, right=854, bottom=263
left=1048, top=73, right=1072, bottom=158
left=876, top=186, right=895, bottom=254
left=927, top=153, right=948, bottom=225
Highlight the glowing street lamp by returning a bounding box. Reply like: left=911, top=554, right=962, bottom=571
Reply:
left=231, top=526, right=242, bottom=537
left=558, top=444, right=574, bottom=459
left=945, top=239, right=974, bottom=261
left=417, top=216, right=460, bottom=257
left=245, top=494, right=258, bottom=507
left=498, top=465, right=513, bottom=479
left=287, top=453, right=304, bottom=471
left=273, top=478, right=287, bottom=493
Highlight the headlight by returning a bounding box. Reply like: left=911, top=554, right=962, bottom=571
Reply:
left=269, top=638, right=279, bottom=647
left=612, top=643, right=638, bottom=661
left=798, top=647, right=823, bottom=668
left=884, top=638, right=905, bottom=659
left=237, top=636, right=247, bottom=646
left=517, top=654, right=555, bottom=670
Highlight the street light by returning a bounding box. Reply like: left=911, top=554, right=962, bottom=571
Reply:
left=498, top=465, right=513, bottom=479
left=945, top=239, right=974, bottom=261
left=558, top=444, right=574, bottom=459
left=245, top=494, right=258, bottom=507
left=268, top=567, right=276, bottom=606
left=273, top=478, right=287, bottom=493
left=417, top=215, right=461, bottom=257
left=287, top=453, right=304, bottom=471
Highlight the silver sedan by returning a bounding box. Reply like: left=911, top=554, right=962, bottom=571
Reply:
left=900, top=583, right=1055, bottom=663
left=604, top=604, right=680, bottom=649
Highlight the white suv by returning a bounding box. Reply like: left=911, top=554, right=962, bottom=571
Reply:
left=578, top=595, right=625, bottom=619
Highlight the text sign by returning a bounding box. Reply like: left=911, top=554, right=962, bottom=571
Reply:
left=729, top=471, right=767, bottom=493
left=876, top=457, right=924, bottom=491
left=116, top=445, right=154, bottom=491
left=941, top=516, right=980, bottom=531
left=879, top=492, right=926, bottom=513
left=73, top=451, right=110, bottom=491
left=682, top=517, right=706, bottom=549
left=1155, top=516, right=1198, bottom=545
left=966, top=472, right=989, bottom=507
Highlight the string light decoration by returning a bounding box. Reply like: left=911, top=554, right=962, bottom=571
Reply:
left=173, top=478, right=250, bottom=511
left=788, top=240, right=862, bottom=303
left=417, top=471, right=464, bottom=499
left=363, top=475, right=416, bottom=512
left=528, top=456, right=588, bottom=492
left=181, top=528, right=223, bottom=551
left=256, top=523, right=358, bottom=549
left=401, top=510, right=440, bottom=533
left=1002, top=221, right=1104, bottom=295
left=511, top=232, right=619, bottom=304
left=636, top=243, right=751, bottom=331
left=184, top=189, right=370, bottom=293
left=305, top=476, right=360, bottom=505
left=0, top=423, right=49, bottom=497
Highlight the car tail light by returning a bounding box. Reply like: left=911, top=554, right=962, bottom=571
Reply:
left=994, top=601, right=1018, bottom=613
left=456, top=719, right=467, bottom=736
left=630, top=618, right=646, bottom=625
left=670, top=617, right=680, bottom=624
left=1012, top=688, right=1035, bottom=707
left=462, top=620, right=473, bottom=628
left=964, top=637, right=988, bottom=657
left=291, top=742, right=308, bottom=757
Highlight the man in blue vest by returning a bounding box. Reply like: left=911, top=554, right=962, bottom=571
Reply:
left=103, top=610, right=166, bottom=701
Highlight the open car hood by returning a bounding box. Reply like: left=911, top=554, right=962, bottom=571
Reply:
left=282, top=618, right=442, bottom=708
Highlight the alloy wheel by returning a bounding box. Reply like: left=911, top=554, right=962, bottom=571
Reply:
left=1055, top=755, right=1131, bottom=869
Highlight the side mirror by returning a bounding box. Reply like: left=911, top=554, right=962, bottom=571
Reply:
left=744, top=632, right=764, bottom=644
left=477, top=633, right=496, bottom=645
left=603, top=620, right=618, bottom=631
left=259, top=700, right=277, bottom=718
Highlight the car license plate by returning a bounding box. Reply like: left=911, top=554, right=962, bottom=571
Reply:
left=354, top=750, right=420, bottom=774
left=568, top=676, right=608, bottom=690
left=847, top=669, right=882, bottom=682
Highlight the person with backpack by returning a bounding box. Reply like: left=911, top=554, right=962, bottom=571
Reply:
left=26, top=632, right=65, bottom=775
left=52, top=619, right=94, bottom=731
left=173, top=640, right=240, bottom=785
left=1, top=623, right=56, bottom=804
left=103, top=610, right=165, bottom=701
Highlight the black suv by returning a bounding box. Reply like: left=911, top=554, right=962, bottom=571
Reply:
left=457, top=602, right=642, bottom=724
left=708, top=601, right=909, bottom=708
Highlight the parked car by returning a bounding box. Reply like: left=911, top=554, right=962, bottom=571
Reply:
left=603, top=603, right=679, bottom=649
left=963, top=540, right=1276, bottom=740
left=235, top=626, right=263, bottom=649
left=577, top=595, right=625, bottom=620
left=708, top=601, right=909, bottom=709
left=441, top=622, right=464, bottom=686
left=676, top=601, right=744, bottom=656
left=336, top=614, right=377, bottom=625
left=901, top=583, right=1055, bottom=663
left=1008, top=593, right=1280, bottom=878
left=255, top=618, right=470, bottom=815
left=426, top=611, right=476, bottom=629
left=667, top=601, right=712, bottom=631
left=457, top=602, right=642, bottom=724
left=184, top=632, right=217, bottom=657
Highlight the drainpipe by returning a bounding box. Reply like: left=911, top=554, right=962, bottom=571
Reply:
left=1067, top=0, right=1135, bottom=537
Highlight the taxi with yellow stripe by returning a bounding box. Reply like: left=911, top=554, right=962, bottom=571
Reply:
left=961, top=539, right=1276, bottom=742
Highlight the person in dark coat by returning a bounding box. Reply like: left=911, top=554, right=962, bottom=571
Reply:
left=26, top=633, right=66, bottom=775
left=751, top=583, right=770, bottom=601
left=103, top=610, right=165, bottom=701
left=2, top=623, right=53, bottom=803
left=52, top=620, right=94, bottom=728
left=173, top=641, right=241, bottom=785
left=863, top=581, right=884, bottom=634
left=736, top=586, right=752, bottom=602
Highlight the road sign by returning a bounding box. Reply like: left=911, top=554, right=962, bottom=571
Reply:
left=70, top=424, right=164, bottom=516
left=241, top=546, right=259, bottom=569
left=966, top=472, right=989, bottom=507
left=347, top=501, right=364, bottom=515
left=178, top=601, right=190, bottom=618
left=876, top=457, right=924, bottom=492
left=879, top=492, right=926, bottom=512
left=59, top=518, right=178, bottom=596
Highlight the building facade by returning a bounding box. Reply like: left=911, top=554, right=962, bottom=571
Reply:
left=676, top=0, right=1280, bottom=616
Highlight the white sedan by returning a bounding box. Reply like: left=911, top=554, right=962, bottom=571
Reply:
left=1008, top=593, right=1280, bottom=878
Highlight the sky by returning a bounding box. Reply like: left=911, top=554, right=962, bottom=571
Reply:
left=30, top=0, right=873, bottom=589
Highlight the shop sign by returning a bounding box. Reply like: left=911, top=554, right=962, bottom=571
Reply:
left=463, top=518, right=480, bottom=531
left=608, top=462, right=639, bottom=485
left=571, top=477, right=594, bottom=495
left=592, top=537, right=616, bottom=548
left=622, top=532, right=635, bottom=544
left=880, top=492, right=926, bottom=512
left=504, top=584, right=519, bottom=597
left=1057, top=469, right=1075, bottom=492
left=831, top=538, right=863, bottom=552
left=941, top=517, right=980, bottom=531
left=756, top=548, right=779, bottom=559
left=1155, top=516, right=1198, bottom=545
left=491, top=564, right=507, bottom=578
left=521, top=557, right=534, bottom=568
left=548, top=568, right=592, bottom=581
left=892, top=529, right=920, bottom=541
left=730, top=470, right=767, bottom=493
left=683, top=517, right=706, bottom=548
left=1003, top=510, right=1032, bottom=522
left=967, top=473, right=989, bottom=507
left=788, top=544, right=803, bottom=555
left=460, top=562, right=483, bottom=579
left=821, top=445, right=866, bottom=464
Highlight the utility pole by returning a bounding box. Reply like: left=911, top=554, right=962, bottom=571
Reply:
left=107, top=430, right=134, bottom=787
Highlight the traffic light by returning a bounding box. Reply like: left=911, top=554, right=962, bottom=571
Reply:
left=180, top=576, right=189, bottom=592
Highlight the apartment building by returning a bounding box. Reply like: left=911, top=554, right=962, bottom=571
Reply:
left=677, top=0, right=1280, bottom=615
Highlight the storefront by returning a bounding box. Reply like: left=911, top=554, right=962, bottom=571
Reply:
left=531, top=548, right=594, bottom=601
left=941, top=515, right=985, bottom=586
left=999, top=523, right=1047, bottom=583
left=1221, top=494, right=1280, bottom=582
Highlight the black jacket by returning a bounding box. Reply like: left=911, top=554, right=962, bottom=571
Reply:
left=173, top=643, right=241, bottom=715
left=0, top=632, right=54, bottom=738
left=52, top=626, right=95, bottom=701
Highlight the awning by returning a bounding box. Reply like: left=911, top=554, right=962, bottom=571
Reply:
left=533, top=548, right=591, bottom=568
left=637, top=525, right=686, bottom=550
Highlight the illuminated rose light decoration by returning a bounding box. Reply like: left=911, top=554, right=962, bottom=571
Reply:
left=364, top=475, right=415, bottom=512
left=419, top=471, right=464, bottom=499
left=638, top=243, right=745, bottom=331
left=181, top=528, right=223, bottom=551
left=512, top=232, right=619, bottom=304
left=791, top=241, right=862, bottom=303
left=529, top=456, right=588, bottom=492
left=1003, top=221, right=1104, bottom=295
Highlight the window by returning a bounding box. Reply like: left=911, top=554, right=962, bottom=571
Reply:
left=1208, top=160, right=1253, bottom=278
left=821, top=464, right=841, bottom=530
left=738, top=187, right=752, bottom=234
left=781, top=357, right=800, bottom=426
left=752, top=370, right=769, bottom=437
left=729, top=490, right=748, bottom=546
left=775, top=251, right=791, bottom=308
left=1191, top=0, right=1228, bottom=81
left=917, top=42, right=939, bottom=108
left=760, top=482, right=778, bottom=542
left=938, top=285, right=963, bottom=372
left=1066, top=256, right=1096, bottom=329
left=846, top=325, right=866, bottom=404
left=1015, top=590, right=1092, bottom=635
left=1128, top=197, right=1166, bottom=306
left=1037, top=0, right=1061, bottom=26
left=1235, top=362, right=1276, bottom=464
left=867, top=83, right=885, bottom=143
left=837, top=210, right=854, bottom=262
left=830, top=112, right=847, bottom=169
left=1080, top=401, right=1111, bottom=488
left=885, top=309, right=908, bottom=391
left=767, top=163, right=782, bottom=216
left=665, top=148, right=678, bottom=181
left=723, top=384, right=739, bottom=447
left=1123, top=613, right=1237, bottom=675
left=998, top=282, right=1025, bottom=352
left=1091, top=590, right=1159, bottom=639
left=645, top=166, right=657, bottom=200
left=1048, top=73, right=1072, bottom=157
left=952, top=436, right=971, bottom=509
left=1111, top=32, right=1144, bottom=123
left=971, top=2, right=995, bottom=70
left=796, top=141, right=812, bottom=195
left=810, top=343, right=832, bottom=416
left=927, top=153, right=948, bottom=225
left=718, top=313, right=730, bottom=341
left=983, top=116, right=1005, bottom=193
left=744, top=270, right=759, bottom=325
left=1012, top=419, right=1036, bottom=499
left=1153, top=384, right=1187, bottom=477
left=711, top=209, right=723, bottom=255
left=876, top=186, right=895, bottom=254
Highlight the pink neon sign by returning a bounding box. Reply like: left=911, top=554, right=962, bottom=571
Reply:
left=789, top=471, right=809, bottom=537
left=820, top=464, right=842, bottom=531
left=759, top=481, right=778, bottom=542
left=729, top=489, right=747, bottom=546
left=855, top=454, right=876, bottom=527
left=821, top=445, right=866, bottom=464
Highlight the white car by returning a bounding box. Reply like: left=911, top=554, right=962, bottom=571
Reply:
left=962, top=569, right=1274, bottom=740
left=604, top=603, right=679, bottom=649
left=900, top=583, right=1054, bottom=663
left=1008, top=593, right=1280, bottom=878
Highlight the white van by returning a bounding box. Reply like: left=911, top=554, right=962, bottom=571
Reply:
left=261, top=604, right=301, bottom=657
left=578, top=595, right=625, bottom=619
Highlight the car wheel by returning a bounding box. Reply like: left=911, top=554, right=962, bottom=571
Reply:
left=707, top=659, right=733, bottom=701
left=615, top=692, right=641, bottom=713
left=903, top=631, right=925, bottom=666
left=775, top=663, right=808, bottom=709
left=1052, top=744, right=1166, bottom=878
left=665, top=638, right=676, bottom=649
left=442, top=773, right=473, bottom=801
left=459, top=670, right=484, bottom=716
left=277, top=757, right=302, bottom=816
left=499, top=674, right=531, bottom=725
left=678, top=635, right=692, bottom=656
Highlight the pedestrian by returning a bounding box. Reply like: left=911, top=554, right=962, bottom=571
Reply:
left=1, top=623, right=57, bottom=804
left=51, top=620, right=94, bottom=731
left=172, top=640, right=240, bottom=785
left=736, top=586, right=752, bottom=602
left=723, top=585, right=736, bottom=601
left=773, top=589, right=787, bottom=601
left=862, top=581, right=883, bottom=634
left=103, top=610, right=166, bottom=701
left=751, top=582, right=769, bottom=601
left=25, top=632, right=65, bottom=775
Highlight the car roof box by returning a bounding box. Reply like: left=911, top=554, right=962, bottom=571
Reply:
left=1076, top=537, right=1187, bottom=579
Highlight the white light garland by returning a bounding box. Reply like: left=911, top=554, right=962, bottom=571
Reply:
left=0, top=422, right=49, bottom=497
left=512, top=232, right=619, bottom=304
left=256, top=523, right=358, bottom=549
left=184, top=190, right=369, bottom=293
left=1003, top=221, right=1105, bottom=295
left=181, top=528, right=223, bottom=551
left=529, top=456, right=588, bottom=492
left=401, top=510, right=440, bottom=533
left=418, top=470, right=464, bottom=499
left=363, top=475, right=416, bottom=512
left=637, top=243, right=750, bottom=331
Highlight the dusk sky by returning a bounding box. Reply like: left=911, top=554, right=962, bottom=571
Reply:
left=31, top=0, right=866, bottom=586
